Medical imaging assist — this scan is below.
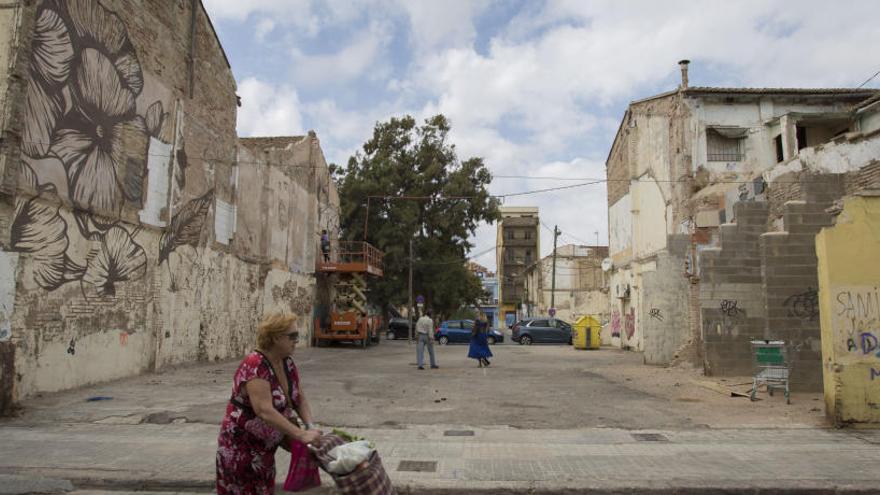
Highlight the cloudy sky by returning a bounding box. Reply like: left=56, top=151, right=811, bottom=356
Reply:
left=202, top=0, right=880, bottom=270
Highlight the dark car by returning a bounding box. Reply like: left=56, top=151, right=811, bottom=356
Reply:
left=386, top=307, right=413, bottom=340
left=511, top=318, right=572, bottom=345
left=435, top=320, right=504, bottom=345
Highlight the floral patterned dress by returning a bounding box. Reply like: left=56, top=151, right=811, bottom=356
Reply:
left=216, top=351, right=300, bottom=494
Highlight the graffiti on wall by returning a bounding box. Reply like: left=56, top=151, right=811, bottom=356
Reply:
left=649, top=308, right=663, bottom=321
left=624, top=308, right=635, bottom=339
left=834, top=287, right=880, bottom=381
left=611, top=310, right=620, bottom=338
left=12, top=0, right=173, bottom=293
left=784, top=288, right=819, bottom=321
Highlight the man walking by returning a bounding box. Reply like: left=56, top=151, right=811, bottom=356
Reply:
left=416, top=309, right=438, bottom=370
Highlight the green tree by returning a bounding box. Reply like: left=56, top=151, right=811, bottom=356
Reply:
left=336, top=115, right=499, bottom=316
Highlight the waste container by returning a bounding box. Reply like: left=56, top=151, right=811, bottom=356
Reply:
left=573, top=315, right=601, bottom=350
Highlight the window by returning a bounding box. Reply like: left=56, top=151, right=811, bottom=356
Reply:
left=706, top=129, right=743, bottom=161
left=506, top=229, right=515, bottom=240
left=796, top=126, right=807, bottom=151
left=524, top=230, right=532, bottom=239
left=774, top=135, right=784, bottom=163
left=531, top=320, right=549, bottom=327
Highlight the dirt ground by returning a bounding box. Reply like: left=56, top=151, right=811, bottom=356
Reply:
left=6, top=338, right=827, bottom=431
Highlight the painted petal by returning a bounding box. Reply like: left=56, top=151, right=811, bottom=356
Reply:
left=113, top=52, right=143, bottom=96
left=31, top=7, right=73, bottom=86
left=71, top=146, right=122, bottom=214
left=83, top=225, right=147, bottom=296
left=22, top=154, right=70, bottom=200
left=50, top=127, right=93, bottom=172
left=72, top=48, right=135, bottom=120
left=145, top=101, right=164, bottom=138
left=111, top=116, right=148, bottom=204
left=66, top=0, right=127, bottom=55
left=22, top=75, right=62, bottom=158
left=11, top=197, right=69, bottom=290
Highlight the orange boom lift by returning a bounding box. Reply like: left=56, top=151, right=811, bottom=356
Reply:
left=315, top=241, right=384, bottom=348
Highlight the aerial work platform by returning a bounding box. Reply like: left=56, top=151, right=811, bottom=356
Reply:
left=315, top=241, right=384, bottom=348
left=316, top=241, right=384, bottom=277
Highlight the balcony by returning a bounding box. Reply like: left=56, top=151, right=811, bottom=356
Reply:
left=503, top=238, right=537, bottom=247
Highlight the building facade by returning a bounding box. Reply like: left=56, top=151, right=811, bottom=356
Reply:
left=523, top=244, right=609, bottom=324
left=605, top=60, right=878, bottom=386
left=0, top=0, right=337, bottom=413
left=496, top=206, right=539, bottom=327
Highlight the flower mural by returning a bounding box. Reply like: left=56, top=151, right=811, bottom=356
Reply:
left=15, top=0, right=172, bottom=293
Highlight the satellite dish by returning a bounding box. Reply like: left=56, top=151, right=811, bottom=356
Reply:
left=601, top=258, right=613, bottom=272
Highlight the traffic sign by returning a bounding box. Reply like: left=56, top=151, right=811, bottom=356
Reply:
left=416, top=295, right=425, bottom=305
left=549, top=307, right=556, bottom=317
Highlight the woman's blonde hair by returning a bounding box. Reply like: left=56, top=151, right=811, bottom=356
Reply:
left=256, top=313, right=298, bottom=350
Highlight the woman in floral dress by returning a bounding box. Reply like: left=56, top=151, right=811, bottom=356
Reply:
left=216, top=313, right=322, bottom=494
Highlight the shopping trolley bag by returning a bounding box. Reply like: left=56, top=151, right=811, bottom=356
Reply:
left=310, top=433, right=394, bottom=495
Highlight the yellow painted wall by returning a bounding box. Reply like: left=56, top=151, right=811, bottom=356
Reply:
left=816, top=196, right=880, bottom=425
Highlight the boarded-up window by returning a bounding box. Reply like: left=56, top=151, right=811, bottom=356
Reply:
left=215, top=198, right=236, bottom=245
left=706, top=128, right=744, bottom=161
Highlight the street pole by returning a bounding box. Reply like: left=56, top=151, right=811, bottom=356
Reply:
left=551, top=225, right=560, bottom=311
left=408, top=237, right=413, bottom=343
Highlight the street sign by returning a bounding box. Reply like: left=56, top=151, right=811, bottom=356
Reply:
left=416, top=295, right=425, bottom=305
left=549, top=307, right=556, bottom=317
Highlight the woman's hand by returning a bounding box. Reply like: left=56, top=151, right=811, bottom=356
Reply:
left=300, top=429, right=322, bottom=446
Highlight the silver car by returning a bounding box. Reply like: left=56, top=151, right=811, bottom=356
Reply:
left=511, top=318, right=572, bottom=345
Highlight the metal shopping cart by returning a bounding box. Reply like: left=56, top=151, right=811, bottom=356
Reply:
left=749, top=339, right=791, bottom=404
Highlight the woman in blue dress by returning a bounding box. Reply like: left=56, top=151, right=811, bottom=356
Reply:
left=468, top=312, right=493, bottom=367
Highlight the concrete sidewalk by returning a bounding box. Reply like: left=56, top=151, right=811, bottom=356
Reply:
left=2, top=421, right=880, bottom=493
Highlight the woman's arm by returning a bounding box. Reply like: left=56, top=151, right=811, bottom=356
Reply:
left=245, top=379, right=320, bottom=445
left=296, top=391, right=316, bottom=428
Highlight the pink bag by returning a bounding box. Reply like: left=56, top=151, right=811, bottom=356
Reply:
left=283, top=439, right=321, bottom=492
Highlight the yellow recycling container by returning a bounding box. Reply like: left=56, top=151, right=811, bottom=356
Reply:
left=573, top=315, right=601, bottom=350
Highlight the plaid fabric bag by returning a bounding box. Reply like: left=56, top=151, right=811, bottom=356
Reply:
left=311, top=434, right=394, bottom=495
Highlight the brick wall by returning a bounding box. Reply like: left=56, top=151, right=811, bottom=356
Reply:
left=699, top=202, right=769, bottom=376
left=760, top=175, right=844, bottom=391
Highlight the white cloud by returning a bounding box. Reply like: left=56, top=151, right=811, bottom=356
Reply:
left=254, top=18, right=276, bottom=42
left=290, top=20, right=393, bottom=88
left=395, top=0, right=490, bottom=53
left=236, top=78, right=305, bottom=137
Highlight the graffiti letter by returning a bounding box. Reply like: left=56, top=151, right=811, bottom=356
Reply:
left=860, top=332, right=878, bottom=355
left=871, top=368, right=880, bottom=381
left=847, top=338, right=858, bottom=352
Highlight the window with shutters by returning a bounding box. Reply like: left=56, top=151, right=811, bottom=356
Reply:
left=706, top=129, right=743, bottom=161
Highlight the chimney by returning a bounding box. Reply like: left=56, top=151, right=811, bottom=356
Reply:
left=678, top=59, right=690, bottom=89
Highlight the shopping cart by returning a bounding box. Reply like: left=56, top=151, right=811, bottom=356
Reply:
left=749, top=339, right=791, bottom=404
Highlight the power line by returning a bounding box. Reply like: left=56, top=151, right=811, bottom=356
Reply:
left=857, top=66, right=880, bottom=88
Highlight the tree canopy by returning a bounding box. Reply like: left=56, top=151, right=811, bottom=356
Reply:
left=335, top=115, right=499, bottom=317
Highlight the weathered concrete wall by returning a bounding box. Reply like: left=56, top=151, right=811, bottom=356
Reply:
left=641, top=235, right=691, bottom=365
left=0, top=1, right=337, bottom=409
left=816, top=195, right=880, bottom=425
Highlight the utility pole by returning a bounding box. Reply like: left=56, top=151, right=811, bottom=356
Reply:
left=550, top=225, right=560, bottom=311
left=408, top=238, right=413, bottom=343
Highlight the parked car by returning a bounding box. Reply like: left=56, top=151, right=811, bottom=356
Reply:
left=435, top=320, right=504, bottom=345
left=511, top=318, right=572, bottom=345
left=385, top=307, right=412, bottom=340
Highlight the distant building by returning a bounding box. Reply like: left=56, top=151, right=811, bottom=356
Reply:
left=496, top=207, right=540, bottom=327
left=467, top=262, right=499, bottom=327
left=524, top=244, right=608, bottom=324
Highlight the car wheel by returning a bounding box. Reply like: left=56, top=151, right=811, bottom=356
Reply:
left=439, top=336, right=449, bottom=345
left=520, top=335, right=532, bottom=345
left=386, top=331, right=395, bottom=340
left=487, top=336, right=496, bottom=345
